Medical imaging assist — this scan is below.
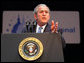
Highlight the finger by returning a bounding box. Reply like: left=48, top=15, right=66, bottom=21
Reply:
left=55, top=22, right=58, bottom=28
left=51, top=20, right=54, bottom=26
left=51, top=25, right=55, bottom=31
left=55, top=22, right=58, bottom=32
left=51, top=20, right=55, bottom=31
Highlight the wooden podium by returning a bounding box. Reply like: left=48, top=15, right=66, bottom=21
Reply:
left=1, top=33, right=64, bottom=62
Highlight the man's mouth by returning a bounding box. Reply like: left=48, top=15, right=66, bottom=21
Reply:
left=42, top=17, right=46, bottom=19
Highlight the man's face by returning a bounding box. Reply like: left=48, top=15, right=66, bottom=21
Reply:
left=34, top=6, right=50, bottom=25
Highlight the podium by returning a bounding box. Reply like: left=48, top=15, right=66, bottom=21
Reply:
left=1, top=33, right=64, bottom=62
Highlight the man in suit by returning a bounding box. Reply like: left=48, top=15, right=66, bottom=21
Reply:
left=22, top=4, right=58, bottom=33
left=22, top=4, right=66, bottom=48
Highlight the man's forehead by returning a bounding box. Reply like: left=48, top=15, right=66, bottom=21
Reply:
left=38, top=6, right=49, bottom=11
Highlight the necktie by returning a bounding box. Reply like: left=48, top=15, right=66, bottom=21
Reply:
left=38, top=27, right=42, bottom=33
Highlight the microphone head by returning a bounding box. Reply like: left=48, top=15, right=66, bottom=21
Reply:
left=26, top=21, right=30, bottom=25
left=33, top=21, right=37, bottom=25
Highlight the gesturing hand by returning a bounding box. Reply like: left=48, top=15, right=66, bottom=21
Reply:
left=51, top=20, right=58, bottom=33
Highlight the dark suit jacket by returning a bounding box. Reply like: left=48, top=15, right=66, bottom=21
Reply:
left=21, top=22, right=66, bottom=48
left=21, top=23, right=51, bottom=33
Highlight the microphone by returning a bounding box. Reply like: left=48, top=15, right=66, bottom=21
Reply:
left=26, top=21, right=30, bottom=32
left=30, top=21, right=37, bottom=32
left=32, top=21, right=37, bottom=29
left=26, top=21, right=37, bottom=33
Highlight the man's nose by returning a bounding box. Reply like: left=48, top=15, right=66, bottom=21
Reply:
left=43, top=12, right=46, bottom=16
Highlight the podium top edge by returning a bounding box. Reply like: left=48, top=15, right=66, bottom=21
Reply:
left=1, top=32, right=60, bottom=35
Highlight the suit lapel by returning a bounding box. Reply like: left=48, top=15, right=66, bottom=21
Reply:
left=33, top=22, right=51, bottom=33
left=44, top=23, right=51, bottom=32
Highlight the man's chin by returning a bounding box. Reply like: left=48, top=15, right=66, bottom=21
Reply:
left=42, top=20, right=48, bottom=23
left=41, top=21, right=48, bottom=24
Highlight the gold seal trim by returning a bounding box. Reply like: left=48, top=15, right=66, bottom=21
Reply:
left=18, top=37, right=43, bottom=61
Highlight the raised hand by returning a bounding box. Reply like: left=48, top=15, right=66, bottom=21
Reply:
left=51, top=20, right=58, bottom=33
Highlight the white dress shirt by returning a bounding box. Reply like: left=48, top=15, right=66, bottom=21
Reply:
left=36, top=24, right=47, bottom=33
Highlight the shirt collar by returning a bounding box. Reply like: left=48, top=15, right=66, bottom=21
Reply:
left=36, top=24, right=47, bottom=33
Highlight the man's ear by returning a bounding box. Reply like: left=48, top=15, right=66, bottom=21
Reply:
left=34, top=14, right=37, bottom=20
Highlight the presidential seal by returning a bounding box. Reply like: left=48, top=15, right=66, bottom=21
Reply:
left=18, top=37, right=43, bottom=61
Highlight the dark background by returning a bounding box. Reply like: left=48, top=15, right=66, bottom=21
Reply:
left=1, top=0, right=83, bottom=62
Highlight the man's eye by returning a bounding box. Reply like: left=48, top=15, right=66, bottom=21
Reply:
left=45, top=11, right=48, bottom=13
left=39, top=11, right=49, bottom=13
left=40, top=11, right=43, bottom=13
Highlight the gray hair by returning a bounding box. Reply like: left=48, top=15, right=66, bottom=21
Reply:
left=33, top=4, right=50, bottom=14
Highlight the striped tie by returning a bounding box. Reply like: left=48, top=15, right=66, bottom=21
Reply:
left=38, top=27, right=42, bottom=33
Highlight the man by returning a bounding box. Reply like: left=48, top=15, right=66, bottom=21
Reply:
left=22, top=4, right=66, bottom=48
left=22, top=4, right=58, bottom=33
